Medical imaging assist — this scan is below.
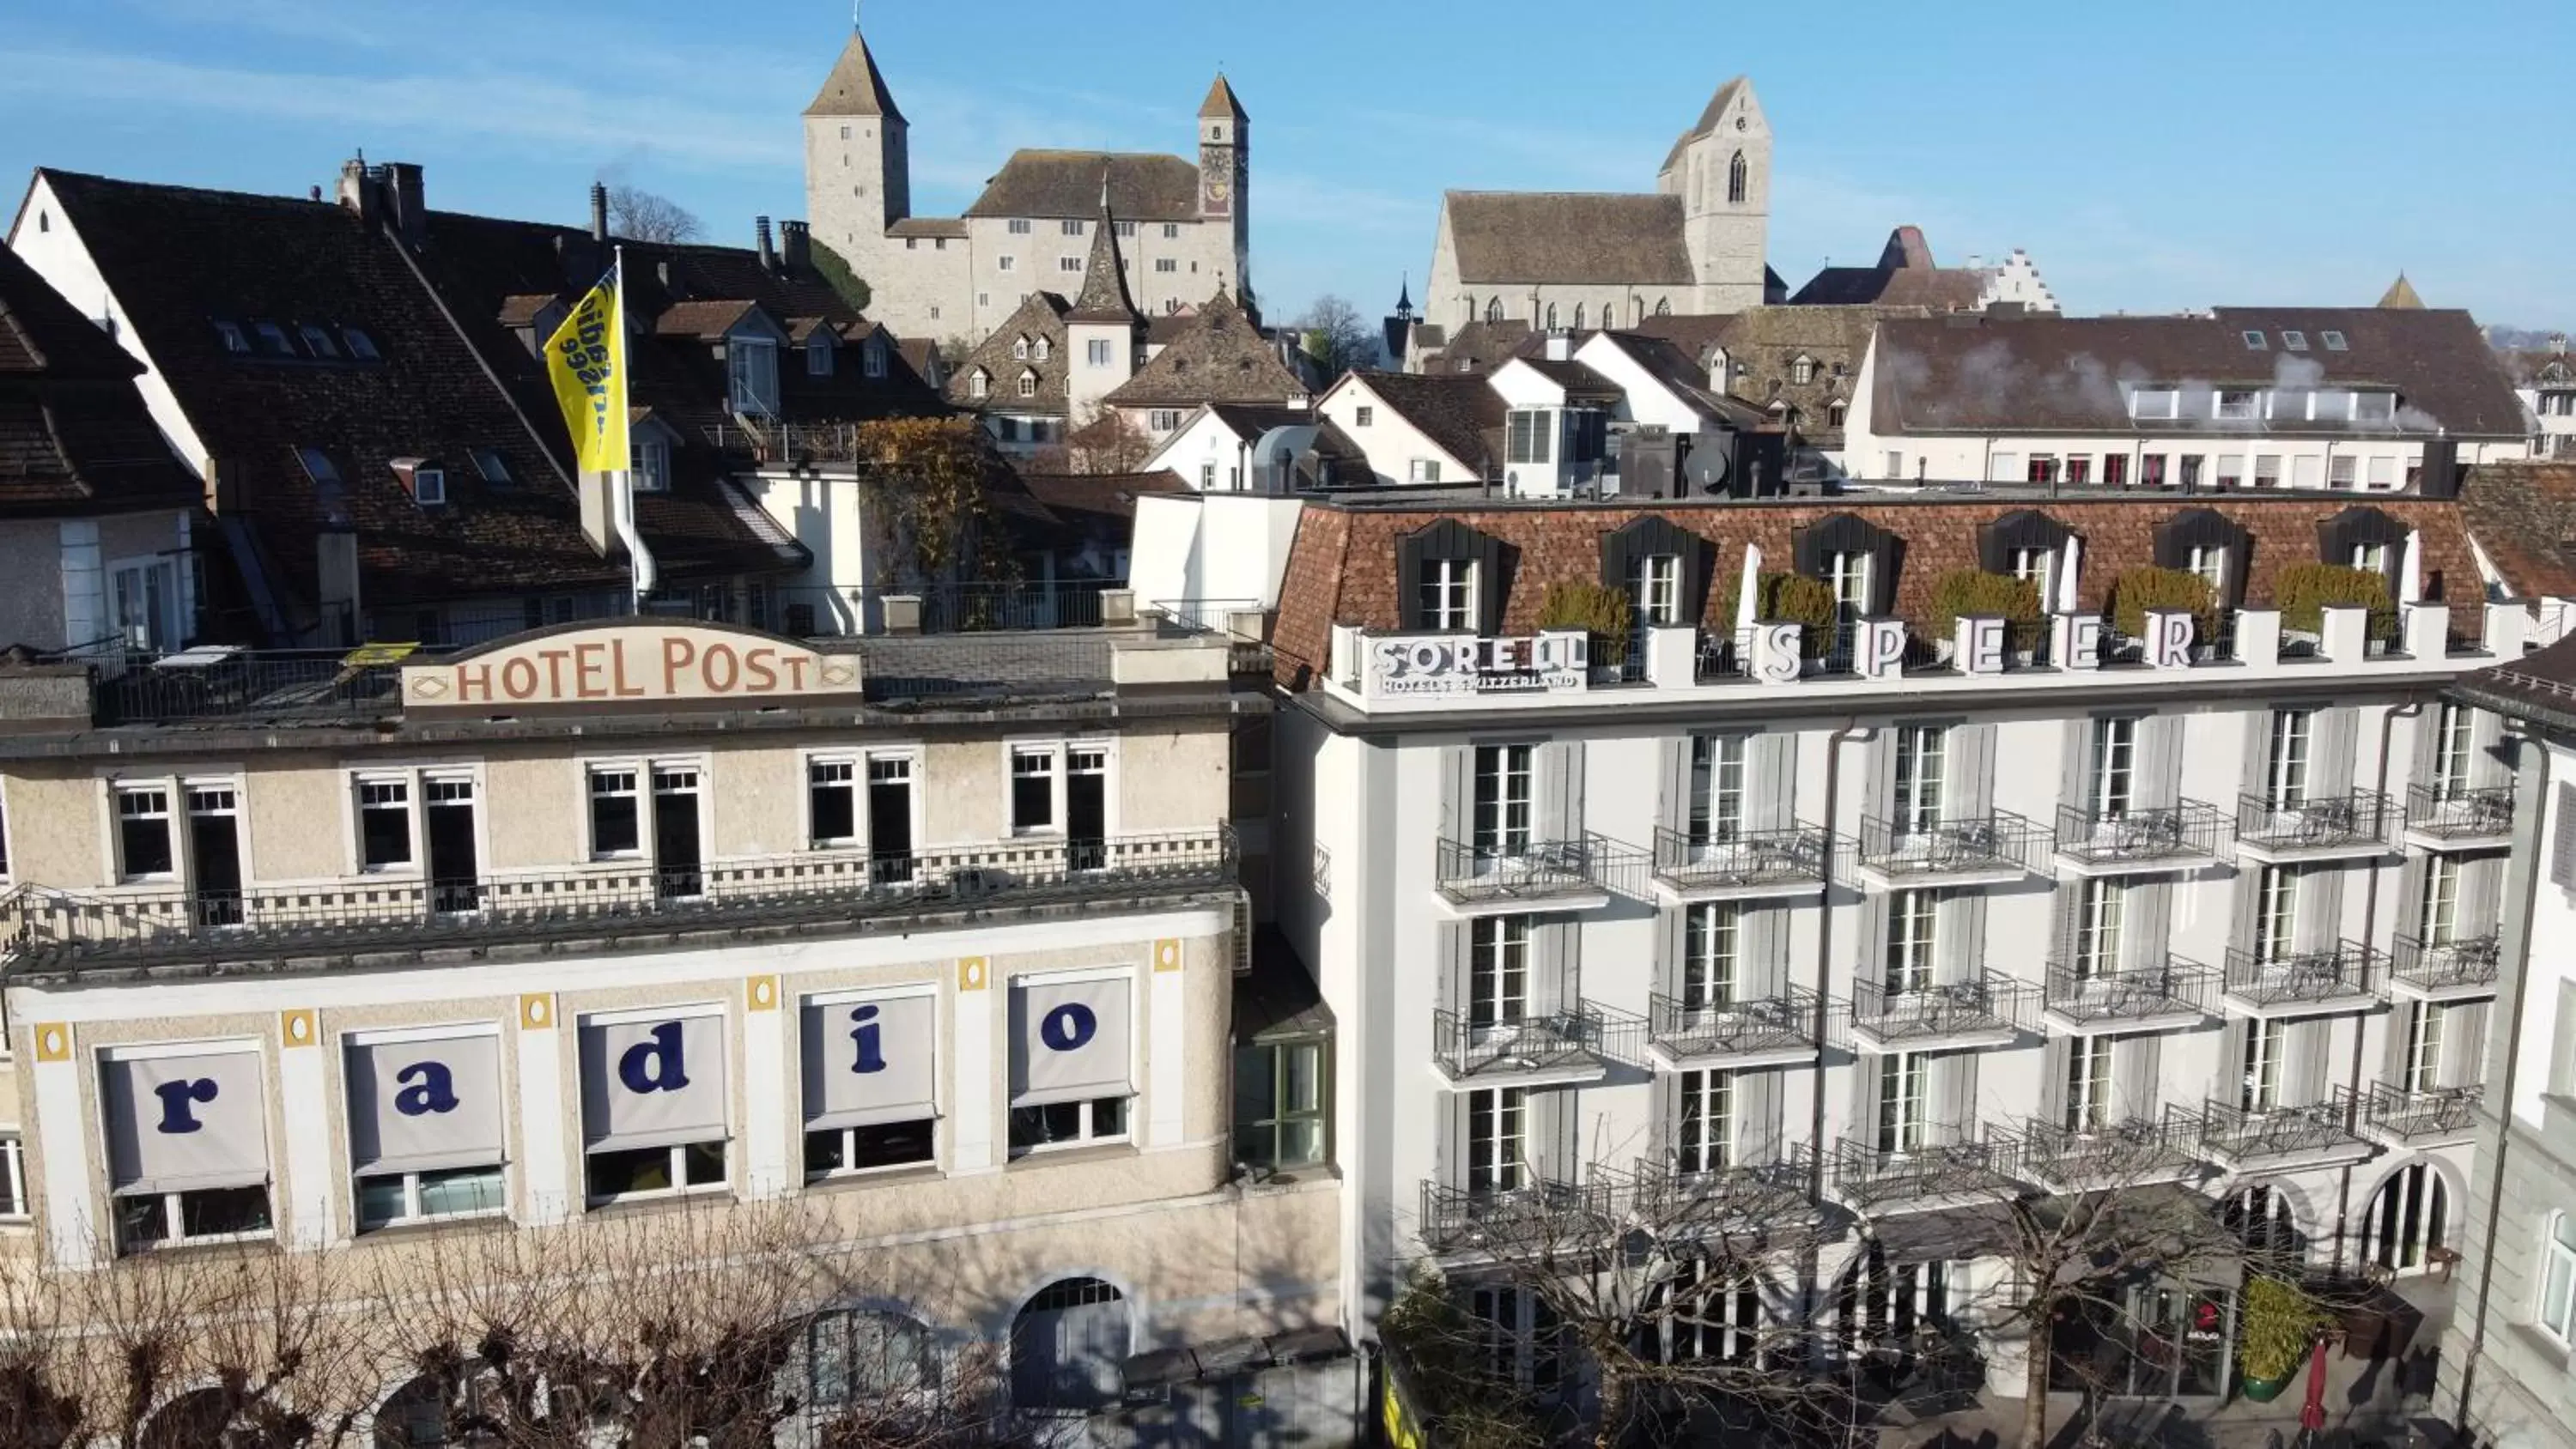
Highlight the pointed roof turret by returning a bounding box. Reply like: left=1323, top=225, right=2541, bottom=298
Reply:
left=1199, top=74, right=1248, bottom=121
left=1066, top=172, right=1141, bottom=325
left=2379, top=272, right=2425, bottom=309
left=805, top=28, right=904, bottom=121
left=1394, top=275, right=1414, bottom=321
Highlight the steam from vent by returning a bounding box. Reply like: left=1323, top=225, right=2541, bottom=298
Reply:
left=2272, top=353, right=2325, bottom=390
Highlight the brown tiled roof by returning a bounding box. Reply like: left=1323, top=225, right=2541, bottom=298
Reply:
left=1511, top=356, right=1622, bottom=401
left=1012, top=469, right=1188, bottom=523
left=495, top=292, right=560, bottom=328
left=2451, top=632, right=2576, bottom=724
left=1146, top=312, right=1198, bottom=346
left=2497, top=346, right=2573, bottom=388
left=1443, top=191, right=1693, bottom=287
left=946, top=292, right=1072, bottom=415
left=1788, top=227, right=1985, bottom=309
left=804, top=29, right=904, bottom=121
left=1695, top=305, right=1923, bottom=441
left=2459, top=462, right=2576, bottom=598
left=1103, top=292, right=1304, bottom=408
left=887, top=217, right=968, bottom=239
left=1424, top=318, right=1534, bottom=374
left=0, top=243, right=200, bottom=518
left=1343, top=371, right=1503, bottom=476
left=1869, top=306, right=2529, bottom=439
left=1066, top=206, right=1142, bottom=325
left=1200, top=76, right=1248, bottom=120
left=1589, top=332, right=1765, bottom=428
left=1659, top=76, right=1749, bottom=173
left=652, top=299, right=758, bottom=339
left=0, top=243, right=141, bottom=379
left=965, top=152, right=1200, bottom=223
left=1271, top=494, right=2488, bottom=688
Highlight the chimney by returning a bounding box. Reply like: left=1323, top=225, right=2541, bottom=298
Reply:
left=334, top=157, right=372, bottom=219
left=1545, top=331, right=1573, bottom=361
left=756, top=215, right=776, bottom=271
left=380, top=161, right=427, bottom=249
left=779, top=220, right=811, bottom=274
left=308, top=185, right=322, bottom=203
left=590, top=182, right=609, bottom=243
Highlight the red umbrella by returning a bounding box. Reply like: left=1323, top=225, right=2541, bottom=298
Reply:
left=2300, top=1338, right=2330, bottom=1432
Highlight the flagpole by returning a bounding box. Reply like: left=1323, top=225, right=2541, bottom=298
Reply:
left=612, top=245, right=641, bottom=613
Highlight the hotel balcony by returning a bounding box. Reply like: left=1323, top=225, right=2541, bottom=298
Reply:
left=1646, top=987, right=1824, bottom=1070
left=2403, top=783, right=2517, bottom=852
left=1856, top=811, right=2051, bottom=890
left=1828, top=1135, right=2019, bottom=1214
left=2360, top=1082, right=2482, bottom=1148
left=0, top=827, right=1236, bottom=974
left=1418, top=1177, right=1613, bottom=1257
left=2233, top=790, right=2394, bottom=865
left=2042, top=956, right=2217, bottom=1034
left=2221, top=943, right=2383, bottom=1017
left=2011, top=1116, right=2208, bottom=1191
left=1649, top=824, right=1833, bottom=904
left=2386, top=934, right=2503, bottom=1003
left=1432, top=834, right=1619, bottom=916
left=2051, top=801, right=2232, bottom=876
left=2181, top=1088, right=2374, bottom=1172
left=1431, top=1003, right=1638, bottom=1087
left=1622, top=1147, right=1822, bottom=1245
left=1848, top=972, right=2034, bottom=1052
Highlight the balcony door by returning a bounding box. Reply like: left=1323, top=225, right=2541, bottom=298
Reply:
left=1674, top=1069, right=1735, bottom=1174
left=1468, top=917, right=1530, bottom=1040
left=1466, top=1087, right=1528, bottom=1194
left=1894, top=725, right=1946, bottom=835
left=2265, top=709, right=2313, bottom=810
left=423, top=775, right=480, bottom=912
left=1688, top=734, right=1747, bottom=852
left=1874, top=1052, right=1927, bottom=1155
left=2090, top=717, right=2136, bottom=820
left=185, top=784, right=243, bottom=928
left=1473, top=744, right=1534, bottom=864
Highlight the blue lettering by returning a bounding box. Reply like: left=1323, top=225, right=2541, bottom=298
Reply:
left=151, top=1076, right=219, bottom=1134
left=1040, top=1003, right=1097, bottom=1053
left=617, top=1022, right=690, bottom=1094
left=393, top=1060, right=460, bottom=1117
left=848, top=1004, right=886, bottom=1075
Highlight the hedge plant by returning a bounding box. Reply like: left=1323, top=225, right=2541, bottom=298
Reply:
left=2108, top=566, right=2218, bottom=640
left=2238, top=1274, right=2332, bottom=1383
left=1927, top=568, right=2044, bottom=650
left=2275, top=561, right=2397, bottom=640
left=1534, top=580, right=1635, bottom=667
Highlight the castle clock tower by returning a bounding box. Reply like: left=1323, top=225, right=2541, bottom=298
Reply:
left=1198, top=75, right=1251, bottom=305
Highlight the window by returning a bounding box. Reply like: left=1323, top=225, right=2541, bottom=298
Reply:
left=1627, top=553, right=1681, bottom=629
left=2319, top=330, right=2346, bottom=352
left=1409, top=458, right=1442, bottom=483
left=726, top=338, right=779, bottom=417
left=2430, top=703, right=2475, bottom=800
left=2282, top=330, right=2309, bottom=352
left=809, top=1308, right=940, bottom=1409
left=1675, top=1070, right=1734, bottom=1173
left=253, top=320, right=294, bottom=355
left=1826, top=550, right=1871, bottom=633
left=2330, top=455, right=2358, bottom=488
left=2267, top=708, right=2312, bottom=808
left=2073, top=878, right=2123, bottom=979
left=348, top=1031, right=507, bottom=1230
left=2091, top=716, right=2136, bottom=817
left=2242, top=330, right=2269, bottom=351
left=356, top=776, right=412, bottom=870
left=1473, top=745, right=1534, bottom=858
left=1826, top=401, right=1849, bottom=428
left=1163, top=223, right=1179, bottom=239
left=1017, top=373, right=1036, bottom=398
left=1355, top=405, right=1375, bottom=427
left=2403, top=1001, right=2447, bottom=1094
left=1875, top=1052, right=1925, bottom=1154
left=2541, top=1213, right=2576, bottom=1343
left=1010, top=747, right=1060, bottom=833
left=2354, top=392, right=2396, bottom=424
left=2187, top=543, right=2227, bottom=598
left=2103, top=454, right=2129, bottom=486
left=1727, top=151, right=1747, bottom=203
left=802, top=993, right=937, bottom=1178
left=630, top=437, right=671, bottom=492
left=2254, top=454, right=2281, bottom=488
left=1058, top=257, right=1083, bottom=274
left=2130, top=389, right=2179, bottom=421
left=2215, top=454, right=2246, bottom=488
left=807, top=335, right=834, bottom=376
left=2142, top=454, right=2170, bottom=487
left=2367, top=456, right=2397, bottom=489
left=580, top=1013, right=729, bottom=1202
left=1060, top=219, right=1084, bottom=236
left=1008, top=219, right=1031, bottom=234
left=2239, top=1017, right=2284, bottom=1112
left=297, top=324, right=338, bottom=358
left=116, top=784, right=174, bottom=880
left=1466, top=1086, right=1527, bottom=1192
left=2353, top=541, right=2392, bottom=577
left=1235, top=1037, right=1327, bottom=1171
left=1791, top=356, right=1815, bottom=385
left=809, top=758, right=859, bottom=847
left=2253, top=866, right=2300, bottom=964
left=1468, top=916, right=1528, bottom=1030
left=1485, top=299, right=1505, bottom=324
left=1689, top=734, right=1747, bottom=847
left=215, top=319, right=249, bottom=354
left=1506, top=409, right=1553, bottom=465
left=1893, top=724, right=1945, bottom=834
left=2313, top=391, right=2351, bottom=423
left=1682, top=903, right=1740, bottom=1009
left=411, top=468, right=447, bottom=506
left=1115, top=220, right=1134, bottom=237
left=997, top=255, right=1017, bottom=273
left=1419, top=556, right=1477, bottom=632
left=1155, top=258, right=1177, bottom=273
left=1886, top=889, right=1937, bottom=993
left=2026, top=454, right=2060, bottom=484
left=969, top=369, right=989, bottom=400
left=2216, top=391, right=2257, bottom=421
left=589, top=767, right=641, bottom=856
left=2419, top=855, right=2461, bottom=947
left=2063, top=1034, right=2113, bottom=1132
left=1012, top=336, right=1030, bottom=361
left=1033, top=336, right=1050, bottom=361
left=1545, top=304, right=1558, bottom=330
left=108, top=555, right=180, bottom=651
left=1200, top=461, right=1217, bottom=490
left=2012, top=546, right=2056, bottom=597
left=471, top=449, right=513, bottom=487
left=104, top=1048, right=273, bottom=1252
left=0, top=1135, right=22, bottom=1219
left=1086, top=338, right=1112, bottom=367
left=1007, top=975, right=1133, bottom=1154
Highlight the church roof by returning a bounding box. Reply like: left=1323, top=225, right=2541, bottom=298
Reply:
left=2379, top=273, right=2426, bottom=309
left=1200, top=75, right=1248, bottom=120
left=1443, top=191, right=1694, bottom=288
left=804, top=30, right=904, bottom=122
left=965, top=151, right=1201, bottom=223
left=1104, top=291, right=1304, bottom=408
left=1661, top=75, right=1755, bottom=173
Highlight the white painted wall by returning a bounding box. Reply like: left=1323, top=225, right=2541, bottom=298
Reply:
left=1125, top=492, right=1306, bottom=615
left=1313, top=377, right=1475, bottom=488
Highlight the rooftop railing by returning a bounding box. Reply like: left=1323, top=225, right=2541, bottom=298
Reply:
left=1829, top=1135, right=2017, bottom=1210
left=2234, top=790, right=2393, bottom=855
left=1650, top=825, right=1833, bottom=895
left=2051, top=800, right=2232, bottom=870
left=80, top=645, right=419, bottom=726
left=2222, top=943, right=2380, bottom=1010
left=2042, top=956, right=2216, bottom=1028
left=1431, top=1003, right=1639, bottom=1081
left=2183, top=1088, right=2366, bottom=1164
left=2361, top=1082, right=2482, bottom=1143
left=1647, top=986, right=1822, bottom=1063
left=1856, top=810, right=2050, bottom=882
left=2403, top=782, right=2516, bottom=844
left=2387, top=934, right=2502, bottom=997
left=1849, top=973, right=2034, bottom=1046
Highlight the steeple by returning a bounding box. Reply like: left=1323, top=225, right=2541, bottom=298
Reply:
left=1394, top=275, right=1414, bottom=322
left=1066, top=170, right=1140, bottom=324
left=2378, top=272, right=2425, bottom=310
left=1199, top=74, right=1247, bottom=121
left=804, top=27, right=904, bottom=120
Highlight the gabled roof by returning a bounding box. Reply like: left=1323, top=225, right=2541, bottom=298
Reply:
left=1787, top=227, right=1985, bottom=309
left=1066, top=196, right=1142, bottom=326
left=1505, top=355, right=1622, bottom=403
left=965, top=152, right=1201, bottom=223
left=1340, top=370, right=1504, bottom=476
left=1661, top=75, right=1753, bottom=173
left=1443, top=191, right=1694, bottom=288
left=946, top=292, right=1072, bottom=415
left=804, top=29, right=904, bottom=122
left=1104, top=291, right=1303, bottom=408
left=1424, top=318, right=1536, bottom=374
left=0, top=242, right=140, bottom=379
left=1199, top=75, right=1247, bottom=121
left=0, top=242, right=200, bottom=518
left=2459, top=462, right=2576, bottom=598
left=1586, top=331, right=1766, bottom=428
left=652, top=299, right=758, bottom=340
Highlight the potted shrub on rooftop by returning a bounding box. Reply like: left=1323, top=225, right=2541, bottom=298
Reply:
left=2236, top=1274, right=2330, bottom=1403
left=2108, top=566, right=2220, bottom=659
left=2275, top=562, right=2397, bottom=652
left=1535, top=581, right=1634, bottom=682
left=1713, top=571, right=1842, bottom=663
left=1928, top=568, right=2045, bottom=663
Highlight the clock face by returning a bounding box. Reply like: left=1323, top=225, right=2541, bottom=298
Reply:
left=1200, top=146, right=1233, bottom=214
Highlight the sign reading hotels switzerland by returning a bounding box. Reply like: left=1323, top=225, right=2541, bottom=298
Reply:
left=403, top=621, right=862, bottom=710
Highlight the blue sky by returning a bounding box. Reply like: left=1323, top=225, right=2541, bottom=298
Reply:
left=3, top=0, right=2569, bottom=333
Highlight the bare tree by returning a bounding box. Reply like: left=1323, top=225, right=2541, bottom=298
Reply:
left=605, top=185, right=704, bottom=246
left=1060, top=405, right=1154, bottom=476
left=1295, top=295, right=1379, bottom=379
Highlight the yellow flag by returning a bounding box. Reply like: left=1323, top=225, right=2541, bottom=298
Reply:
left=543, top=269, right=629, bottom=474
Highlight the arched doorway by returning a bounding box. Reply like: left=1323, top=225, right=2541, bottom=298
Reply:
left=1011, top=1277, right=1129, bottom=1412
left=2220, top=1182, right=2304, bottom=1261
left=2361, top=1162, right=2451, bottom=1273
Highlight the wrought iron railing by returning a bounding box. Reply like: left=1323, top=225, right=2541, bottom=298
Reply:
left=1433, top=834, right=1619, bottom=905
left=2234, top=790, right=2393, bottom=852
left=1850, top=973, right=2034, bottom=1044
left=2388, top=934, right=2502, bottom=996
left=2182, top=1088, right=2364, bottom=1162
left=71, top=645, right=422, bottom=726
left=2222, top=943, right=2379, bottom=1008
left=2042, top=956, right=2216, bottom=1027
left=1418, top=1176, right=1612, bottom=1254
left=1856, top=811, right=2050, bottom=881
left=2010, top=1116, right=2205, bottom=1190
left=1650, top=825, right=1833, bottom=894
left=0, top=826, right=1235, bottom=970
left=1647, top=986, right=1821, bottom=1061
left=1431, top=1003, right=1639, bottom=1080
left=2404, top=782, right=2516, bottom=842
left=1623, top=1146, right=1819, bottom=1237
left=2051, top=800, right=2231, bottom=869
left=1829, top=1136, right=2017, bottom=1210
left=2363, top=1082, right=2482, bottom=1142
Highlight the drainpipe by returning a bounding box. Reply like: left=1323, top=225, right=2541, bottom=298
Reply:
left=2453, top=716, right=2549, bottom=1435
left=1808, top=719, right=1871, bottom=1318
left=2337, top=697, right=2424, bottom=1272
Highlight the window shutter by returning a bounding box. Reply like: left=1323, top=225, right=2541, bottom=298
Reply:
left=1864, top=730, right=1899, bottom=829
left=1753, top=732, right=1799, bottom=831
left=1792, top=524, right=1826, bottom=577
left=1474, top=534, right=1506, bottom=635
left=2462, top=856, right=2505, bottom=937
left=2038, top=1036, right=2071, bottom=1127
left=1534, top=917, right=1574, bottom=1017
left=2229, top=868, right=2263, bottom=957
left=2391, top=859, right=2427, bottom=946
left=1538, top=740, right=1585, bottom=842
left=1868, top=536, right=1902, bottom=615
left=1935, top=1051, right=1978, bottom=1143
left=2379, top=1003, right=2418, bottom=1085
left=2300, top=867, right=2346, bottom=953
left=1396, top=532, right=1429, bottom=629
left=1436, top=922, right=1470, bottom=1016
left=2114, top=1034, right=2161, bottom=1121
left=2553, top=783, right=2576, bottom=889
left=1439, top=744, right=1477, bottom=849
left=1741, top=1068, right=1782, bottom=1165
left=2240, top=711, right=2273, bottom=800
left=1936, top=891, right=1985, bottom=985
left=1658, top=736, right=1692, bottom=835
left=1534, top=1089, right=1579, bottom=1184
left=2446, top=1002, right=2491, bottom=1088
left=1598, top=526, right=1634, bottom=594
left=1860, top=894, right=1893, bottom=991
left=2313, top=707, right=2360, bottom=796
left=1657, top=905, right=1690, bottom=1001
left=1746, top=905, right=1789, bottom=1000
left=1680, top=533, right=1714, bottom=626
left=1437, top=1090, right=1463, bottom=1190
left=2139, top=714, right=2184, bottom=809
left=2059, top=720, right=2092, bottom=820
left=2050, top=882, right=2086, bottom=966
left=2123, top=882, right=2172, bottom=973
left=2286, top=1020, right=2332, bottom=1106
left=1953, top=723, right=1999, bottom=816
left=2470, top=709, right=2510, bottom=789
left=1649, top=1070, right=1676, bottom=1168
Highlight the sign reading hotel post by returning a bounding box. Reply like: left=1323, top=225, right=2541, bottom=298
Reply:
left=403, top=621, right=862, bottom=711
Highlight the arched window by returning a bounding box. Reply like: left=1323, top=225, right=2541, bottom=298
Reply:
left=1485, top=298, right=1505, bottom=324
left=2362, top=1164, right=2450, bottom=1274
left=2542, top=1213, right=2576, bottom=1343
left=1017, top=371, right=1036, bottom=398
left=1012, top=1277, right=1130, bottom=1411
left=1545, top=303, right=1558, bottom=330
left=1728, top=151, right=1748, bottom=204
left=809, top=1307, right=941, bottom=1409
left=1573, top=303, right=1586, bottom=330
left=1654, top=297, right=1672, bottom=317
left=2221, top=1183, right=2301, bottom=1259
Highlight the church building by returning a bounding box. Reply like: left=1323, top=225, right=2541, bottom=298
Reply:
left=802, top=27, right=1251, bottom=344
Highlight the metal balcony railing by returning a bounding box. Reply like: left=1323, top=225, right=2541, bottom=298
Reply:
left=2183, top=1088, right=2366, bottom=1163
left=1648, top=987, right=1821, bottom=1061
left=1433, top=834, right=1613, bottom=906
left=1650, top=825, right=1833, bottom=894
left=2363, top=1082, right=2482, bottom=1142
left=1623, top=1145, right=1819, bottom=1238
left=2388, top=934, right=2502, bottom=996
left=2234, top=790, right=2393, bottom=853
left=1856, top=810, right=2050, bottom=882
left=2043, top=957, right=2216, bottom=1028
left=2011, top=1115, right=2205, bottom=1190
left=1830, top=1136, right=2017, bottom=1210
left=1850, top=973, right=2034, bottom=1045
left=1431, top=1003, right=1637, bottom=1080
left=2405, top=782, right=2516, bottom=843
left=2051, top=800, right=2231, bottom=870
left=0, top=827, right=1236, bottom=971
left=1418, top=1176, right=1612, bottom=1255
left=2222, top=943, right=2380, bottom=1009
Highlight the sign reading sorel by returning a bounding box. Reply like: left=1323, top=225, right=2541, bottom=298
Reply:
left=1367, top=631, right=1589, bottom=697
left=404, top=621, right=862, bottom=709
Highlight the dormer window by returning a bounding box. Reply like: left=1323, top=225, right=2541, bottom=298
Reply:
left=2215, top=390, right=2257, bottom=421
left=1018, top=371, right=1037, bottom=398
left=631, top=438, right=671, bottom=493
left=2354, top=392, right=2397, bottom=424
left=863, top=341, right=886, bottom=379
left=299, top=324, right=339, bottom=359
left=472, top=450, right=513, bottom=487
left=727, top=337, right=780, bottom=417
left=214, top=320, right=249, bottom=355
left=1826, top=400, right=1849, bottom=428
left=254, top=322, right=294, bottom=356
left=343, top=327, right=379, bottom=361
left=806, top=334, right=834, bottom=377
left=969, top=369, right=990, bottom=399
left=412, top=467, right=447, bottom=507
left=1012, top=336, right=1030, bottom=361
left=2321, top=330, right=2348, bottom=352
left=1791, top=355, right=1816, bottom=385
left=1034, top=337, right=1050, bottom=361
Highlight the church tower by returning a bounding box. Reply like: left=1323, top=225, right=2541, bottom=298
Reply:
left=1664, top=76, right=1771, bottom=313
left=802, top=27, right=910, bottom=263
left=1198, top=76, right=1251, bottom=306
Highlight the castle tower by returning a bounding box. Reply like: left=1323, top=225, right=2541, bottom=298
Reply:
left=1661, top=76, right=1770, bottom=314
left=1198, top=76, right=1251, bottom=305
left=802, top=27, right=910, bottom=263
left=1065, top=173, right=1144, bottom=421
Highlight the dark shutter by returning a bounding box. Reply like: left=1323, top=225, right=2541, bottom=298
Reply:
left=1476, top=532, right=1507, bottom=635
left=1601, top=515, right=1716, bottom=623
left=2553, top=783, right=2576, bottom=888
left=2153, top=508, right=2253, bottom=608
left=1976, top=510, right=2075, bottom=575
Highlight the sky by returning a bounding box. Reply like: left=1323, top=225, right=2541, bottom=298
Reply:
left=2, top=0, right=2569, bottom=335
